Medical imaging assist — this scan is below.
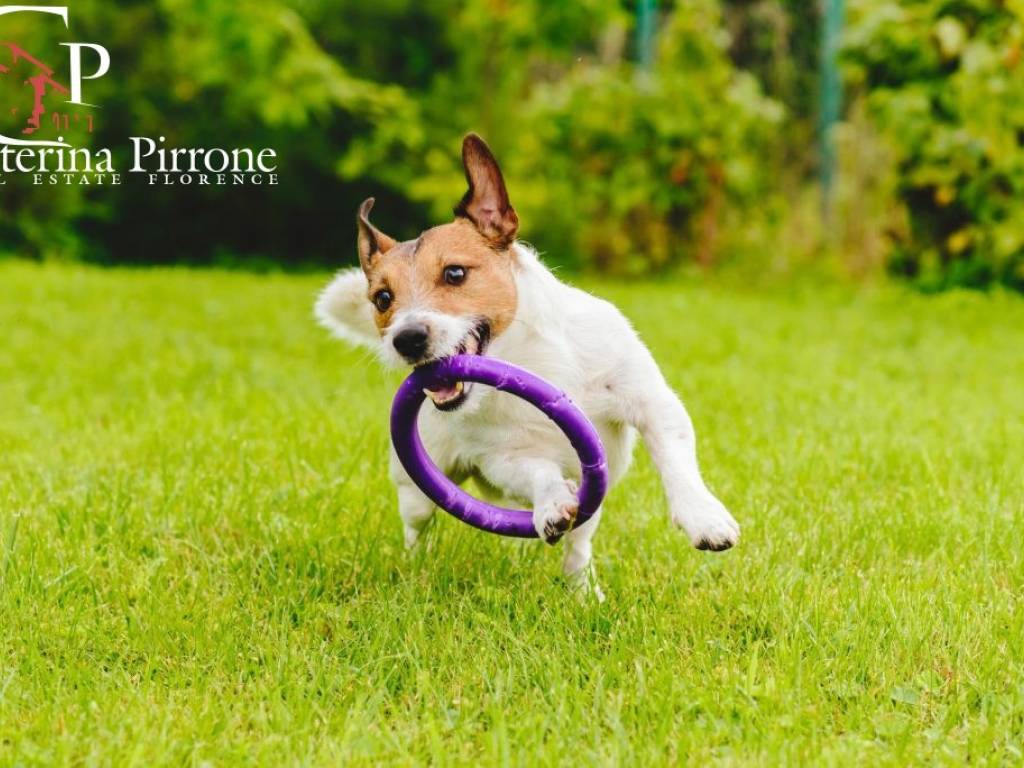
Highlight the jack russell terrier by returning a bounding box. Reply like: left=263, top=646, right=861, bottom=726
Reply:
left=316, top=134, right=739, bottom=598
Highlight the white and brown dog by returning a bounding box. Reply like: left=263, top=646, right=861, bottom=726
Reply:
left=316, top=134, right=739, bottom=597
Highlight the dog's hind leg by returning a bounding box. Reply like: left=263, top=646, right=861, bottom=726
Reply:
left=563, top=507, right=604, bottom=602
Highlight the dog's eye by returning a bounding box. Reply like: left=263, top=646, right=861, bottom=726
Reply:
left=373, top=289, right=393, bottom=313
left=443, top=265, right=467, bottom=286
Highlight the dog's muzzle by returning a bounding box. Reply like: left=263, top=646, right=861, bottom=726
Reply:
left=393, top=323, right=430, bottom=363
left=421, top=321, right=491, bottom=411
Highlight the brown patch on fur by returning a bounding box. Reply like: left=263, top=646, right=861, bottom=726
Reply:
left=356, top=135, right=521, bottom=341
left=362, top=218, right=518, bottom=337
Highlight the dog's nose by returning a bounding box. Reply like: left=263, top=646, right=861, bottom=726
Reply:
left=393, top=324, right=430, bottom=362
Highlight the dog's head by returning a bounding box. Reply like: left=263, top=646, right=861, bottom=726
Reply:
left=320, top=134, right=520, bottom=412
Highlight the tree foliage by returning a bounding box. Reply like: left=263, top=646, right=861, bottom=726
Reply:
left=3, top=0, right=1020, bottom=290
left=340, top=0, right=783, bottom=274
left=844, top=0, right=1024, bottom=291
left=0, top=0, right=781, bottom=273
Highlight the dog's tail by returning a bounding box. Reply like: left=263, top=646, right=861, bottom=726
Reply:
left=314, top=268, right=379, bottom=349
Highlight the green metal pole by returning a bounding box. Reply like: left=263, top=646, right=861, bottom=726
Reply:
left=819, top=0, right=845, bottom=218
left=637, top=0, right=656, bottom=69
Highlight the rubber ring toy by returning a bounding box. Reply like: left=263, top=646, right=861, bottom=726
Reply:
left=390, top=355, right=608, bottom=538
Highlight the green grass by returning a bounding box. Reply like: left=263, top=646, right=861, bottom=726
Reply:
left=1, top=261, right=1023, bottom=766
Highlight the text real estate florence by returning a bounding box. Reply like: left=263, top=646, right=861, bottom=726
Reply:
left=0, top=136, right=278, bottom=186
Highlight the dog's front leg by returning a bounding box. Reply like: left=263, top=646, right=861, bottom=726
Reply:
left=389, top=455, right=436, bottom=549
left=477, top=456, right=580, bottom=544
left=621, top=357, right=740, bottom=551
left=396, top=481, right=435, bottom=549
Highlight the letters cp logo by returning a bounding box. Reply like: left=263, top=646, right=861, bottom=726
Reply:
left=0, top=5, right=109, bottom=147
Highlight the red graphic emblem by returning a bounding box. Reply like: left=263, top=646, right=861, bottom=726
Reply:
left=0, top=40, right=92, bottom=137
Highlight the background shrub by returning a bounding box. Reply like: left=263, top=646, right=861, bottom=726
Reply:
left=844, top=0, right=1024, bottom=291
left=1, top=0, right=1022, bottom=292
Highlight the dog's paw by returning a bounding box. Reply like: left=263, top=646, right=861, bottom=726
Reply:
left=566, top=563, right=606, bottom=603
left=672, top=492, right=740, bottom=552
left=533, top=480, right=579, bottom=545
left=403, top=524, right=424, bottom=551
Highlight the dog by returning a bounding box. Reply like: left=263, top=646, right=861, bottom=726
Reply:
left=315, top=134, right=739, bottom=598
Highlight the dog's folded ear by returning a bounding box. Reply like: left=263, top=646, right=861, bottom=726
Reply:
left=357, top=197, right=397, bottom=273
left=315, top=268, right=379, bottom=348
left=454, top=133, right=519, bottom=248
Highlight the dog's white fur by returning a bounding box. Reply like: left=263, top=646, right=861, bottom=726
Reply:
left=316, top=243, right=739, bottom=598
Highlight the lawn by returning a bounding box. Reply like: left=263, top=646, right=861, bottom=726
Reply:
left=1, top=261, right=1023, bottom=766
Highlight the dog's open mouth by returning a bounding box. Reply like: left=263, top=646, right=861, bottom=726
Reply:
left=422, top=321, right=490, bottom=411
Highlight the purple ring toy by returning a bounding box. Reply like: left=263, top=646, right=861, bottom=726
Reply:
left=390, top=355, right=608, bottom=538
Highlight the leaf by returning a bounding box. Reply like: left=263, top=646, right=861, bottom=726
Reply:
left=890, top=685, right=920, bottom=705
left=934, top=17, right=967, bottom=60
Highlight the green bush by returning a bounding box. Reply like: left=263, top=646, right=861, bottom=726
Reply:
left=345, top=0, right=783, bottom=275
left=0, top=0, right=411, bottom=267
left=844, top=0, right=1024, bottom=291
left=514, top=4, right=783, bottom=274
left=0, top=0, right=782, bottom=273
